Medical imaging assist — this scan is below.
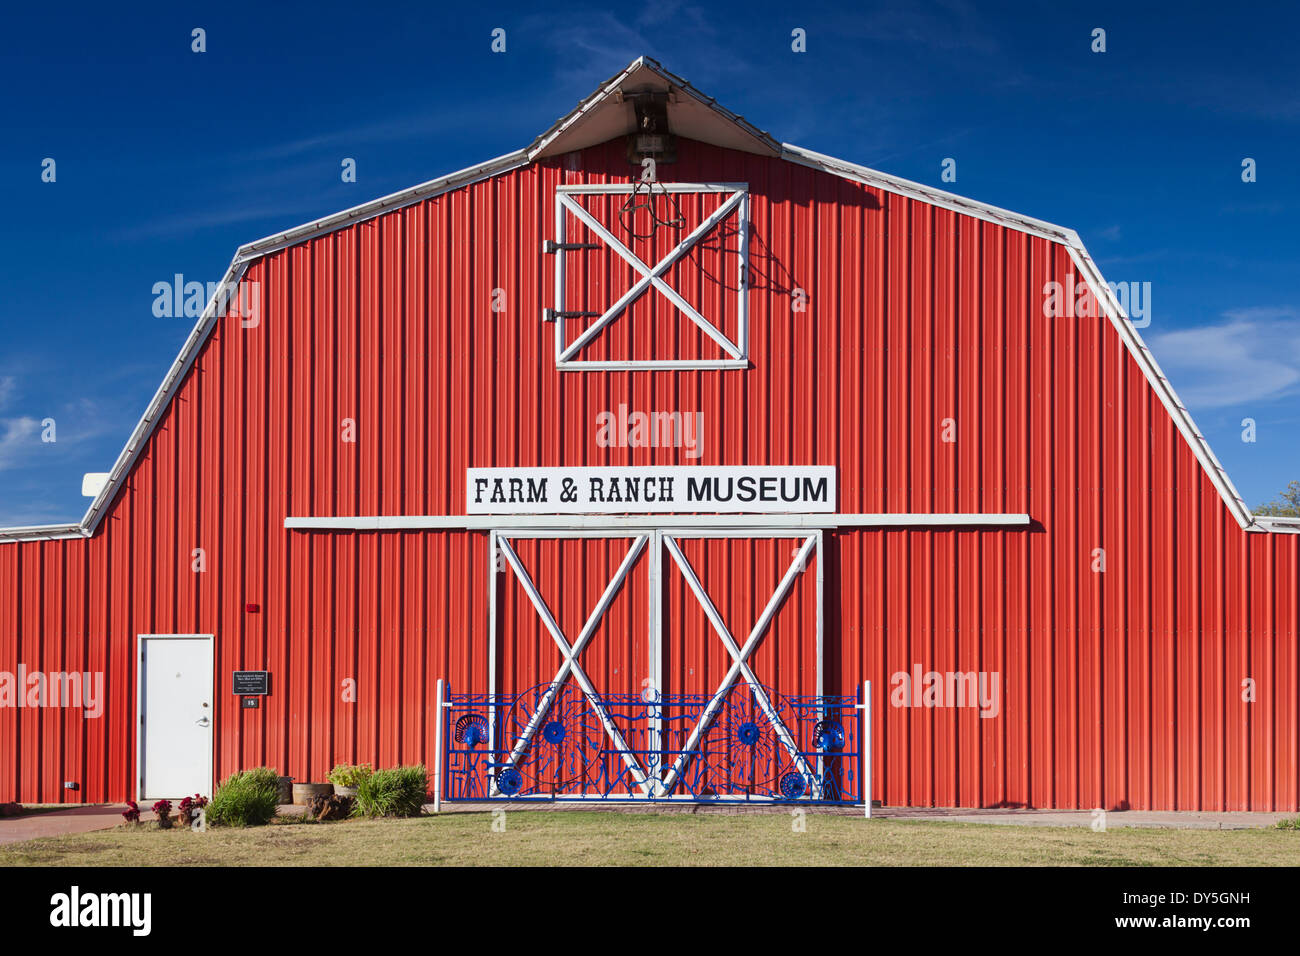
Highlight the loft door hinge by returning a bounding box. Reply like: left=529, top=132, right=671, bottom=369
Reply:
left=543, top=309, right=600, bottom=323
left=543, top=239, right=600, bottom=254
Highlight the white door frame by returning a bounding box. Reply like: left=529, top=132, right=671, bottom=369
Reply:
left=136, top=633, right=215, bottom=801
left=488, top=527, right=823, bottom=798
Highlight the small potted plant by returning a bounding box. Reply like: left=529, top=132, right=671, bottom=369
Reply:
left=176, top=793, right=208, bottom=827
left=152, top=799, right=173, bottom=829
left=328, top=763, right=373, bottom=798
left=121, top=800, right=140, bottom=824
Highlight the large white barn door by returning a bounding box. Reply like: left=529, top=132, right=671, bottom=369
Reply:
left=475, top=529, right=826, bottom=801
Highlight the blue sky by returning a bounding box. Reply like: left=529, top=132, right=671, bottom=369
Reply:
left=2, top=0, right=1298, bottom=525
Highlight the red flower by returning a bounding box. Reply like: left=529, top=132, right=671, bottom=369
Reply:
left=175, top=794, right=209, bottom=826
left=121, top=800, right=140, bottom=823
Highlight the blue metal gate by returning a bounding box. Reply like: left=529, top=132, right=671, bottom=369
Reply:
left=440, top=681, right=864, bottom=804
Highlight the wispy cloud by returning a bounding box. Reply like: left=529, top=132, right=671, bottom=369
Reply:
left=114, top=199, right=332, bottom=241
left=0, top=493, right=81, bottom=528
left=0, top=376, right=133, bottom=475
left=1139, top=70, right=1300, bottom=123
left=116, top=95, right=551, bottom=244
left=520, top=4, right=763, bottom=98
left=833, top=0, right=1003, bottom=56
left=0, top=416, right=40, bottom=471
left=1149, top=308, right=1300, bottom=408
left=240, top=105, right=537, bottom=163
left=1220, top=200, right=1288, bottom=216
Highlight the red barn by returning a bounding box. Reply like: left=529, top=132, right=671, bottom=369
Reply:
left=3, top=57, right=1298, bottom=812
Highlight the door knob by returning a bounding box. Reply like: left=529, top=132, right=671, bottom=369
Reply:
left=196, top=716, right=210, bottom=727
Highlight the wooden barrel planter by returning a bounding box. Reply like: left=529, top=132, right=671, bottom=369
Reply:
left=292, top=782, right=332, bottom=805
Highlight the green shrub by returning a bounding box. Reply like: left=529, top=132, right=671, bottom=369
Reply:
left=328, top=763, right=373, bottom=788
left=240, top=766, right=282, bottom=795
left=352, top=765, right=428, bottom=818
left=207, top=767, right=280, bottom=827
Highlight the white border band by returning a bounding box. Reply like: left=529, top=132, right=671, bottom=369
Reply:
left=285, top=513, right=1032, bottom=531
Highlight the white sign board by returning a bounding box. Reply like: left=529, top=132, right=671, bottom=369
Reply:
left=466, top=466, right=836, bottom=515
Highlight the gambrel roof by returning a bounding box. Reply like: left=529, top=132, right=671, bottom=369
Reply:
left=1, top=56, right=1284, bottom=541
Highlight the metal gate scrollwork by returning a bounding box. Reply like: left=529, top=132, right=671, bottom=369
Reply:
left=442, top=681, right=863, bottom=804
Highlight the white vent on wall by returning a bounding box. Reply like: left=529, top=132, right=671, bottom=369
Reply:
left=82, top=473, right=110, bottom=498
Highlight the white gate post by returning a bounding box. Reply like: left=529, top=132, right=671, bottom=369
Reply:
left=860, top=680, right=872, bottom=818
left=433, top=677, right=445, bottom=813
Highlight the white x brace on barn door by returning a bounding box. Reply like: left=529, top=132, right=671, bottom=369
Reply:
left=487, top=529, right=823, bottom=800
left=547, top=183, right=749, bottom=370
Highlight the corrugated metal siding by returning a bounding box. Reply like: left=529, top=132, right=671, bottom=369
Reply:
left=496, top=536, right=650, bottom=701
left=661, top=536, right=818, bottom=702
left=1, top=136, right=1297, bottom=810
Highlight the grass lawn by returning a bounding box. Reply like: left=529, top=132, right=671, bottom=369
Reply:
left=2, top=811, right=1298, bottom=866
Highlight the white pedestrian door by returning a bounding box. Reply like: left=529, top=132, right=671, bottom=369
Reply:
left=138, top=635, right=213, bottom=799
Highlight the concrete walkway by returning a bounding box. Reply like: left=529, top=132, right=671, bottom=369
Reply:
left=0, top=805, right=152, bottom=845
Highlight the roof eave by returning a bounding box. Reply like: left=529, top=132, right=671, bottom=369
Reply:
left=526, top=56, right=782, bottom=161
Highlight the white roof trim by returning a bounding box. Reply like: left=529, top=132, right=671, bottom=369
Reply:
left=781, top=143, right=1078, bottom=244
left=0, top=524, right=87, bottom=543
left=1255, top=516, right=1300, bottom=534
left=0, top=57, right=1276, bottom=541
left=236, top=150, right=530, bottom=261
left=778, top=141, right=1257, bottom=533
left=1064, top=243, right=1254, bottom=530
left=1, top=153, right=525, bottom=545
left=526, top=56, right=782, bottom=160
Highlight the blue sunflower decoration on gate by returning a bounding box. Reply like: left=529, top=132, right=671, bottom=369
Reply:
left=543, top=720, right=567, bottom=745
left=812, top=718, right=845, bottom=751
left=496, top=766, right=523, bottom=796
left=779, top=771, right=806, bottom=799
left=500, top=683, right=608, bottom=796
left=711, top=687, right=795, bottom=797
left=455, top=713, right=489, bottom=748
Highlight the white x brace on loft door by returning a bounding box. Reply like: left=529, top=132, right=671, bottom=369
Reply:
left=547, top=183, right=750, bottom=370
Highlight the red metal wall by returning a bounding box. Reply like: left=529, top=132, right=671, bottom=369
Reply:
left=661, top=535, right=819, bottom=702
left=1, top=136, right=1297, bottom=811
left=496, top=536, right=651, bottom=703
